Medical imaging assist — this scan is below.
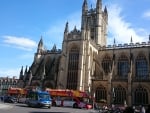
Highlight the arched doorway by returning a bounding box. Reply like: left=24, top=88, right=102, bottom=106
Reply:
left=133, top=85, right=148, bottom=105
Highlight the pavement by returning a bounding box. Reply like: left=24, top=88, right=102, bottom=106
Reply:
left=87, top=109, right=99, bottom=113
left=0, top=102, right=99, bottom=113
left=0, top=101, right=13, bottom=109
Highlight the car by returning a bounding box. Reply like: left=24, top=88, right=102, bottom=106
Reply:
left=78, top=101, right=92, bottom=109
left=52, top=98, right=62, bottom=106
left=4, top=96, right=17, bottom=103
left=18, top=97, right=26, bottom=103
left=0, top=96, right=5, bottom=101
left=61, top=97, right=78, bottom=108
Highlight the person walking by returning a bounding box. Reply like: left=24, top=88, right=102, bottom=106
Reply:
left=141, top=106, right=145, bottom=113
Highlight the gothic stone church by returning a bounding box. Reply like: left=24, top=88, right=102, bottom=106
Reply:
left=18, top=0, right=150, bottom=106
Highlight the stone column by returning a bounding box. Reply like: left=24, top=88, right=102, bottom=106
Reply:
left=128, top=72, right=132, bottom=106
left=107, top=72, right=112, bottom=106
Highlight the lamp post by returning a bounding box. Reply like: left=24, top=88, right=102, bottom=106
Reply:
left=93, top=92, right=95, bottom=110
left=91, top=76, right=95, bottom=110
left=112, top=87, right=115, bottom=109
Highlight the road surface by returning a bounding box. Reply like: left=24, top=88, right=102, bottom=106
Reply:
left=0, top=103, right=98, bottom=113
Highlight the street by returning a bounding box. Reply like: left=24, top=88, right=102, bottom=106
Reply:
left=0, top=103, right=98, bottom=113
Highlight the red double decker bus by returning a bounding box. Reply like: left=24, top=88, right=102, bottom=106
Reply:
left=46, top=88, right=93, bottom=109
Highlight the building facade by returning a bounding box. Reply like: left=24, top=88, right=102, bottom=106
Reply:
left=0, top=76, right=18, bottom=95
left=18, top=0, right=150, bottom=106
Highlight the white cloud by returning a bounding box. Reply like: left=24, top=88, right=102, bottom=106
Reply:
left=107, top=4, right=148, bottom=45
left=0, top=68, right=20, bottom=78
left=143, top=10, right=150, bottom=19
left=3, top=36, right=37, bottom=51
left=45, top=1, right=149, bottom=47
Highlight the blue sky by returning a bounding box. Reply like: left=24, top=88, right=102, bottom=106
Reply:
left=0, top=0, right=150, bottom=78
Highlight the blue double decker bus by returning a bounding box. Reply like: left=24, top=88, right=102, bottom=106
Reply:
left=26, top=90, right=52, bottom=108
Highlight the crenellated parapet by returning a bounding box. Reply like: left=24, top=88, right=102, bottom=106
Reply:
left=99, top=40, right=150, bottom=50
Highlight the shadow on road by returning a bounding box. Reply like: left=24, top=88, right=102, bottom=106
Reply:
left=30, top=112, right=69, bottom=113
left=16, top=104, right=49, bottom=108
left=15, top=104, right=29, bottom=108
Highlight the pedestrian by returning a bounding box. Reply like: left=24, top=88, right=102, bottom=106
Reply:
left=141, top=106, right=145, bottom=113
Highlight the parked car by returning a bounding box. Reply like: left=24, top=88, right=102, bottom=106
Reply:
left=61, top=97, right=78, bottom=108
left=18, top=97, right=26, bottom=103
left=0, top=96, right=4, bottom=101
left=4, top=96, right=17, bottom=103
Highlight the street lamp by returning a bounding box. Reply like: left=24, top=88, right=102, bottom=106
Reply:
left=91, top=76, right=95, bottom=109
left=112, top=87, right=115, bottom=109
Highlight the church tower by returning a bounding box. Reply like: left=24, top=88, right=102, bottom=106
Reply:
left=57, top=0, right=108, bottom=92
left=81, top=0, right=108, bottom=46
left=34, top=36, right=45, bottom=64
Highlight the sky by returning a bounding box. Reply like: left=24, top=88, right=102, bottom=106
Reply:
left=0, top=0, right=150, bottom=78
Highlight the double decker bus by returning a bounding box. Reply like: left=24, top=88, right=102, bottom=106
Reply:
left=46, top=88, right=93, bottom=109
left=7, top=87, right=27, bottom=103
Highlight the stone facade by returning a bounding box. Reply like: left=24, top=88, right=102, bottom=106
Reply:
left=18, top=0, right=150, bottom=106
left=18, top=39, right=61, bottom=89
left=0, top=76, right=18, bottom=95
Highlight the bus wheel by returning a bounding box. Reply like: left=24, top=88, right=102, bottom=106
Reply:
left=73, top=103, right=78, bottom=108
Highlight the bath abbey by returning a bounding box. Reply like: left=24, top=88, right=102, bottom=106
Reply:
left=18, top=0, right=150, bottom=106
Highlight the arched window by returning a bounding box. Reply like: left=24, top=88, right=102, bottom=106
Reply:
left=113, top=86, right=126, bottom=104
left=66, top=47, right=79, bottom=90
left=118, top=55, right=129, bottom=78
left=134, top=86, right=148, bottom=105
left=95, top=86, right=107, bottom=103
left=135, top=54, right=148, bottom=79
left=102, top=55, right=112, bottom=74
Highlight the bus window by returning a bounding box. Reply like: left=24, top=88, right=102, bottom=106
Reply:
left=27, top=92, right=38, bottom=100
left=38, top=93, right=50, bottom=101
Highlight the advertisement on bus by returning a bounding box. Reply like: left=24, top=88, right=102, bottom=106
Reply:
left=46, top=88, right=93, bottom=109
